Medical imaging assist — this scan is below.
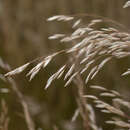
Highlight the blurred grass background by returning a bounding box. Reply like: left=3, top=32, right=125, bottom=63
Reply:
left=0, top=0, right=130, bottom=130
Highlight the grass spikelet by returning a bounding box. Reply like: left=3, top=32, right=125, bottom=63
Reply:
left=89, top=85, right=107, bottom=91
left=27, top=62, right=44, bottom=81
left=64, top=72, right=78, bottom=87
left=64, top=64, right=75, bottom=80
left=106, top=120, right=130, bottom=128
left=85, top=66, right=98, bottom=84
left=47, top=15, right=74, bottom=21
left=83, top=95, right=98, bottom=100
left=48, top=34, right=65, bottom=40
left=123, top=1, right=130, bottom=8
left=72, top=19, right=82, bottom=28
left=45, top=65, right=66, bottom=89
left=100, top=92, right=116, bottom=97
left=5, top=63, right=30, bottom=77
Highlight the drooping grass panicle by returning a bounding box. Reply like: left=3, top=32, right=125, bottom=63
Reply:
left=4, top=14, right=130, bottom=96
left=3, top=13, right=130, bottom=129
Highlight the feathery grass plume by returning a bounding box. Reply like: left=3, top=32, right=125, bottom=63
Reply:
left=85, top=84, right=130, bottom=129
left=5, top=14, right=130, bottom=88
left=4, top=13, right=130, bottom=129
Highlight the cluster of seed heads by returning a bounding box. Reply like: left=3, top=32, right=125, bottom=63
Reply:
left=3, top=1, right=130, bottom=129
left=5, top=14, right=130, bottom=90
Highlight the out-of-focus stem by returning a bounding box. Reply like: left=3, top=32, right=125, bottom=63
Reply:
left=7, top=77, right=35, bottom=130
left=73, top=74, right=90, bottom=130
left=71, top=54, right=90, bottom=130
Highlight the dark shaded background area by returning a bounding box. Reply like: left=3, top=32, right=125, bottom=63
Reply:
left=1, top=0, right=130, bottom=130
